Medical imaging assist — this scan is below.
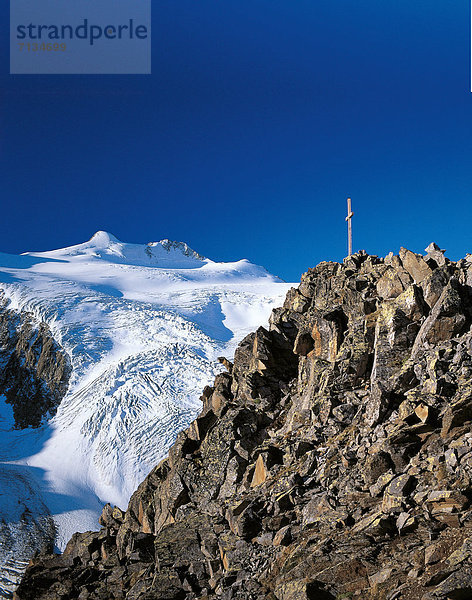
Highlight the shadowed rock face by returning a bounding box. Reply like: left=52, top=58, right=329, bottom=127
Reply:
left=0, top=294, right=71, bottom=428
left=15, top=246, right=472, bottom=600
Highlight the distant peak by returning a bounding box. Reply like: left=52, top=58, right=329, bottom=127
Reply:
left=88, top=231, right=121, bottom=246
left=147, top=239, right=206, bottom=261
left=27, top=232, right=209, bottom=267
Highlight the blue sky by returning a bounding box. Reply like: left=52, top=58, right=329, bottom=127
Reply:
left=1, top=1, right=471, bottom=281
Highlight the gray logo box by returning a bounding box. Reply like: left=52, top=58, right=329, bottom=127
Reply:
left=10, top=0, right=151, bottom=74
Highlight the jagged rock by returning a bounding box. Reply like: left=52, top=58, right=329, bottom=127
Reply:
left=441, top=395, right=472, bottom=436
left=370, top=469, right=395, bottom=497
left=368, top=567, right=393, bottom=587
left=413, top=278, right=469, bottom=357
left=273, top=526, right=291, bottom=547
left=217, top=356, right=233, bottom=373
left=16, top=246, right=472, bottom=600
left=415, top=403, right=429, bottom=423
left=0, top=293, right=71, bottom=428
left=98, top=503, right=124, bottom=530
left=250, top=454, right=268, bottom=487
left=293, top=331, right=314, bottom=356
left=421, top=268, right=451, bottom=309
left=425, top=242, right=447, bottom=268
left=399, top=247, right=433, bottom=284
left=396, top=511, right=416, bottom=533
left=364, top=451, right=395, bottom=486
left=376, top=266, right=413, bottom=299
left=424, top=567, right=472, bottom=599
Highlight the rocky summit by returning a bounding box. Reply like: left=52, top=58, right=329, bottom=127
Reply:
left=15, top=244, right=472, bottom=600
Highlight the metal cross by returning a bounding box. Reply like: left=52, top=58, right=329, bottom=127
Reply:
left=345, top=197, right=354, bottom=256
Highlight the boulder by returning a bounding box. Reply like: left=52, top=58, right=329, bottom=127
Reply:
left=399, top=247, right=433, bottom=284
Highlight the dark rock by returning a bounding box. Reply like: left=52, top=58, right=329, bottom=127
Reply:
left=0, top=293, right=71, bottom=428
left=364, top=451, right=395, bottom=486
left=425, top=567, right=472, bottom=599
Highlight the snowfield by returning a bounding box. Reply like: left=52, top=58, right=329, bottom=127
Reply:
left=0, top=232, right=293, bottom=596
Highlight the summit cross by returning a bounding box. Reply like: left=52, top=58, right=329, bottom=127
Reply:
left=345, top=197, right=354, bottom=256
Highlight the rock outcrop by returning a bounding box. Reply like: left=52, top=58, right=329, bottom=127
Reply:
left=0, top=293, right=71, bottom=428
left=15, top=246, right=472, bottom=599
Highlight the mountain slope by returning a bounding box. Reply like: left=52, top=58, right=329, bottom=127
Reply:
left=0, top=233, right=292, bottom=597
left=16, top=244, right=472, bottom=600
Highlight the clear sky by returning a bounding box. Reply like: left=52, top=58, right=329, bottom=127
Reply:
left=1, top=1, right=471, bottom=281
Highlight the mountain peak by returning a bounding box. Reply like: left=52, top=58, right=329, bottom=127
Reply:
left=88, top=231, right=121, bottom=247
left=24, top=233, right=208, bottom=269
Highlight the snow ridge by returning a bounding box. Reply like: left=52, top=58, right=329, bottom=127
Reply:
left=24, top=231, right=208, bottom=269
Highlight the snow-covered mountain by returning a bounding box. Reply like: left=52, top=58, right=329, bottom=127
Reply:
left=0, top=232, right=293, bottom=597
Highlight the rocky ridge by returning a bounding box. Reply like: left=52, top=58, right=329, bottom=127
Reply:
left=15, top=243, right=472, bottom=599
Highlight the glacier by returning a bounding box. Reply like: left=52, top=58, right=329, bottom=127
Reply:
left=0, top=232, right=293, bottom=597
